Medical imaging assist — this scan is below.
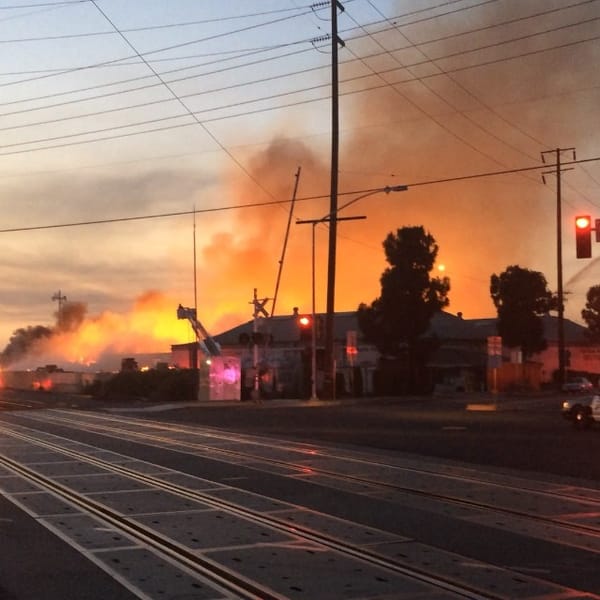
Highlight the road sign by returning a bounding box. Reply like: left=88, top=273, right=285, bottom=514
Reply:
left=487, top=336, right=502, bottom=356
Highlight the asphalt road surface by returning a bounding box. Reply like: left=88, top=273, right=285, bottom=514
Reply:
left=2, top=388, right=600, bottom=599
left=2, top=388, right=600, bottom=481
left=124, top=392, right=600, bottom=483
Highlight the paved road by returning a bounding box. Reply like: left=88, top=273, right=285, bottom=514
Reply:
left=3, top=388, right=599, bottom=482
left=1, top=388, right=600, bottom=599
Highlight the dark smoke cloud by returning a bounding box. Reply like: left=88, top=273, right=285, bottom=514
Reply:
left=56, top=301, right=87, bottom=333
left=0, top=301, right=88, bottom=367
left=0, top=325, right=53, bottom=367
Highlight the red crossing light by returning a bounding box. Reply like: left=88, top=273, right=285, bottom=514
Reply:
left=575, top=215, right=592, bottom=259
left=296, top=314, right=313, bottom=342
left=298, top=315, right=312, bottom=327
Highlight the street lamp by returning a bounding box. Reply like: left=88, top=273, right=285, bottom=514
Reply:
left=297, top=214, right=366, bottom=400
left=298, top=183, right=408, bottom=399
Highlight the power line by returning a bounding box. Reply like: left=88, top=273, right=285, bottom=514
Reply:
left=0, top=2, right=595, bottom=121
left=0, top=6, right=316, bottom=91
left=1, top=156, right=598, bottom=234
left=361, top=0, right=600, bottom=210
left=0, top=2, right=596, bottom=161
left=0, top=1, right=88, bottom=8
left=0, top=3, right=313, bottom=42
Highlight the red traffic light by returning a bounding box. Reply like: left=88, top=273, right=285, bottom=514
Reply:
left=575, top=215, right=592, bottom=259
left=576, top=215, right=591, bottom=230
left=298, top=315, right=312, bottom=328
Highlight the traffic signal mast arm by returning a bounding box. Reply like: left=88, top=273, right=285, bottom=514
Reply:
left=177, top=304, right=221, bottom=356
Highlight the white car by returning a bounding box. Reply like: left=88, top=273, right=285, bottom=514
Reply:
left=562, top=394, right=600, bottom=428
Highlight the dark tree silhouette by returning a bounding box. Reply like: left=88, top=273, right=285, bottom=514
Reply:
left=582, top=284, right=600, bottom=342
left=490, top=265, right=555, bottom=358
left=357, top=226, right=450, bottom=391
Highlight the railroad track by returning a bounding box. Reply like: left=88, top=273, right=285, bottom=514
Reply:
left=1, top=410, right=597, bottom=598
left=18, top=408, right=600, bottom=550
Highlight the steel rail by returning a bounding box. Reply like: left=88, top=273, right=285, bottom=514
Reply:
left=30, top=409, right=600, bottom=541
left=0, top=422, right=498, bottom=600
left=0, top=451, right=280, bottom=599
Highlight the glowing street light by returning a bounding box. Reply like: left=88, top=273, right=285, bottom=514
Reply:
left=297, top=184, right=408, bottom=399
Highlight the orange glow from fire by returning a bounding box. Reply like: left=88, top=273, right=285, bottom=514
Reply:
left=5, top=290, right=200, bottom=370
left=33, top=378, right=53, bottom=391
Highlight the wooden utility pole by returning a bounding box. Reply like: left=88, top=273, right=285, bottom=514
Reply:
left=324, top=1, right=344, bottom=399
left=542, top=147, right=576, bottom=387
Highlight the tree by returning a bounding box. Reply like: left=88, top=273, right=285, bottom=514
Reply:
left=490, top=265, right=555, bottom=358
left=357, top=226, right=450, bottom=390
left=582, top=285, right=600, bottom=342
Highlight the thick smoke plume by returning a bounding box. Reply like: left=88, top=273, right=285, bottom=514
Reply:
left=0, top=291, right=191, bottom=370
left=0, top=325, right=53, bottom=367
left=0, top=300, right=89, bottom=368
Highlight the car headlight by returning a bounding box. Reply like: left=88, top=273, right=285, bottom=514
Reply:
left=562, top=401, right=572, bottom=410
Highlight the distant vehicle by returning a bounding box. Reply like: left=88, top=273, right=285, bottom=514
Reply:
left=562, top=376, right=594, bottom=393
left=562, top=394, right=600, bottom=428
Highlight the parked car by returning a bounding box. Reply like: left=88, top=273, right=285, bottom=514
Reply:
left=562, top=376, right=594, bottom=393
left=562, top=394, right=600, bottom=428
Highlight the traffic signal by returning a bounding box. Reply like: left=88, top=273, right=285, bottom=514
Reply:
left=297, top=314, right=313, bottom=342
left=575, top=215, right=592, bottom=259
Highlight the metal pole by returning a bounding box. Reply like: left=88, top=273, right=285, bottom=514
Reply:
left=297, top=215, right=366, bottom=400
left=311, top=223, right=317, bottom=400
left=297, top=185, right=407, bottom=400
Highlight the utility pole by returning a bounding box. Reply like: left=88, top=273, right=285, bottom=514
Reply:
left=542, top=147, right=576, bottom=387
left=51, top=290, right=67, bottom=327
left=324, top=0, right=344, bottom=399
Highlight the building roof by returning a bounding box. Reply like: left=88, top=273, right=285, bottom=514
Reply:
left=212, top=311, right=358, bottom=346
left=211, top=311, right=589, bottom=347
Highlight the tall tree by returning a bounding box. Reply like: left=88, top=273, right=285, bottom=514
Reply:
left=357, top=226, right=450, bottom=358
left=582, top=284, right=600, bottom=342
left=490, top=265, right=555, bottom=358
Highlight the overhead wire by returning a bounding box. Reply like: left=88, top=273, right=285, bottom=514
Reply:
left=0, top=156, right=598, bottom=234
left=0, top=0, right=595, bottom=186
left=0, top=29, right=598, bottom=155
left=360, top=0, right=600, bottom=208
left=0, top=5, right=317, bottom=90
left=0, top=1, right=593, bottom=118
left=86, top=0, right=284, bottom=209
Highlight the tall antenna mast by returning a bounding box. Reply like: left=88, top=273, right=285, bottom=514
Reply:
left=52, top=290, right=67, bottom=327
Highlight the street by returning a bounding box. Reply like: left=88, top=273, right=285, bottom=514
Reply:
left=1, top=389, right=599, bottom=599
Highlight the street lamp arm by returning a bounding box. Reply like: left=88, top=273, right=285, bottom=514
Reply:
left=333, top=184, right=408, bottom=217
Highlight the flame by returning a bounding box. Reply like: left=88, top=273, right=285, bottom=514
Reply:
left=33, top=378, right=52, bottom=391
left=0, top=290, right=197, bottom=370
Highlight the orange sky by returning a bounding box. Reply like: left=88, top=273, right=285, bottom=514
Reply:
left=0, top=1, right=598, bottom=368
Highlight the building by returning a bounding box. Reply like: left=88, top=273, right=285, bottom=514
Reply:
left=185, top=310, right=600, bottom=398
